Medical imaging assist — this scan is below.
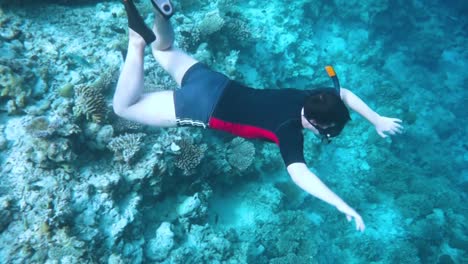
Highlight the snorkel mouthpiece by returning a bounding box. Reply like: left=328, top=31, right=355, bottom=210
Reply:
left=325, top=65, right=341, bottom=95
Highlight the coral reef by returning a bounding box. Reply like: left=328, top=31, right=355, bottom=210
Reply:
left=2, top=115, right=78, bottom=168
left=24, top=116, right=54, bottom=138
left=0, top=64, right=29, bottom=114
left=26, top=137, right=76, bottom=165
left=107, top=133, right=146, bottom=163
left=111, top=116, right=144, bottom=133
left=0, top=64, right=25, bottom=98
left=226, top=137, right=255, bottom=171
left=90, top=65, right=119, bottom=93
left=209, top=137, right=256, bottom=184
left=145, top=222, right=174, bottom=261
left=174, top=138, right=208, bottom=176
left=0, top=196, right=13, bottom=233
left=73, top=84, right=108, bottom=123
left=198, top=9, right=225, bottom=36
left=176, top=192, right=210, bottom=231
left=0, top=132, right=6, bottom=151
left=0, top=0, right=466, bottom=263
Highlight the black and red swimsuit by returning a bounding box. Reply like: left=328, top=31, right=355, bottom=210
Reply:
left=209, top=81, right=309, bottom=166
left=173, top=63, right=309, bottom=166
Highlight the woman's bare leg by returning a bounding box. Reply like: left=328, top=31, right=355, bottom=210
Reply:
left=150, top=11, right=198, bottom=86
left=113, top=29, right=176, bottom=127
left=152, top=47, right=198, bottom=86
left=113, top=30, right=146, bottom=116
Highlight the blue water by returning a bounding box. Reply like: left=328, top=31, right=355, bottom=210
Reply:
left=0, top=0, right=466, bottom=263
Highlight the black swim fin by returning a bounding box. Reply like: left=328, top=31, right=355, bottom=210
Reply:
left=150, top=0, right=174, bottom=19
left=123, top=0, right=156, bottom=44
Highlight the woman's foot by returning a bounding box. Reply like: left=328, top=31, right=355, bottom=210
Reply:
left=128, top=28, right=146, bottom=50
left=123, top=0, right=156, bottom=45
left=150, top=0, right=174, bottom=19
left=150, top=5, right=175, bottom=50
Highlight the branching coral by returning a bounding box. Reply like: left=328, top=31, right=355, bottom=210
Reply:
left=107, top=133, right=146, bottom=163
left=174, top=138, right=207, bottom=175
left=73, top=84, right=108, bottom=123
left=112, top=117, right=145, bottom=133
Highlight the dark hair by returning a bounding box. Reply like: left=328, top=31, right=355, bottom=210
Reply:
left=303, top=88, right=351, bottom=136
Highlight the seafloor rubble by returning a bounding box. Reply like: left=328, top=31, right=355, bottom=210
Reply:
left=0, top=0, right=466, bottom=263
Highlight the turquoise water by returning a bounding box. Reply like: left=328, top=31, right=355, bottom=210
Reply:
left=0, top=0, right=467, bottom=263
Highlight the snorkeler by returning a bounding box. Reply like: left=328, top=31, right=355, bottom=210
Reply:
left=114, top=0, right=404, bottom=232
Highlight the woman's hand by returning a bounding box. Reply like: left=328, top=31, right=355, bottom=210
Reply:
left=336, top=204, right=366, bottom=232
left=375, top=116, right=404, bottom=138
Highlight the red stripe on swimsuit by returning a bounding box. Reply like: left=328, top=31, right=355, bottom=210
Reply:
left=208, top=81, right=309, bottom=166
left=208, top=117, right=279, bottom=144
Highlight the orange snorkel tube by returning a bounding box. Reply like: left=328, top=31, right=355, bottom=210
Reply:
left=325, top=65, right=341, bottom=96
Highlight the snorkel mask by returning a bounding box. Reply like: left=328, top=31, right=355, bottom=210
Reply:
left=306, top=66, right=344, bottom=143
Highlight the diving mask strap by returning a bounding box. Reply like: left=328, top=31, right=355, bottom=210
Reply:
left=325, top=65, right=341, bottom=96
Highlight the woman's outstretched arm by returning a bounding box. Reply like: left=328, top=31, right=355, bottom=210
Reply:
left=340, top=88, right=404, bottom=138
left=287, top=162, right=366, bottom=232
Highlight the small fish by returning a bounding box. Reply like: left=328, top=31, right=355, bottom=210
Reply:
left=110, top=25, right=126, bottom=34
left=67, top=53, right=91, bottom=68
